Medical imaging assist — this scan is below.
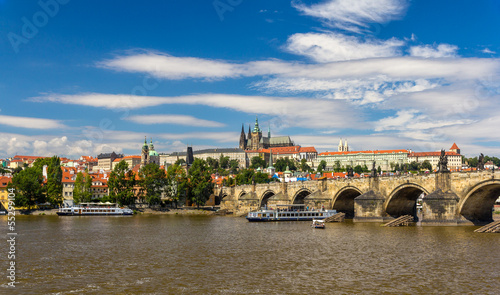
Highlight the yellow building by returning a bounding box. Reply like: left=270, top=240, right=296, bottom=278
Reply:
left=0, top=176, right=12, bottom=211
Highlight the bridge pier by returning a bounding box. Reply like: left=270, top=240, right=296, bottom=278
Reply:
left=353, top=190, right=391, bottom=222
left=420, top=189, right=460, bottom=226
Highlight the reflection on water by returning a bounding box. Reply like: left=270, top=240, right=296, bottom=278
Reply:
left=1, top=215, right=500, bottom=294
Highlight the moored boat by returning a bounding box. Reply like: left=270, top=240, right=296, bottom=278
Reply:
left=57, top=202, right=133, bottom=216
left=246, top=204, right=337, bottom=222
left=311, top=219, right=325, bottom=228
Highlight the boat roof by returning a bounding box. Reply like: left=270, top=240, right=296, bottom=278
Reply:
left=80, top=202, right=117, bottom=206
left=275, top=204, right=305, bottom=207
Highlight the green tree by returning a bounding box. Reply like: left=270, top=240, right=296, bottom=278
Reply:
left=300, top=158, right=311, bottom=172
left=138, top=163, right=168, bottom=206
left=166, top=164, right=188, bottom=208
left=250, top=156, right=266, bottom=169
left=377, top=166, right=382, bottom=174
left=9, top=167, right=45, bottom=210
left=334, top=160, right=341, bottom=172
left=409, top=161, right=421, bottom=171
left=354, top=165, right=363, bottom=174
left=228, top=160, right=239, bottom=174
left=422, top=160, right=432, bottom=171
left=206, top=157, right=219, bottom=171
left=73, top=172, right=84, bottom=204
left=83, top=174, right=92, bottom=202
left=108, top=160, right=136, bottom=206
left=187, top=159, right=214, bottom=207
left=317, top=160, right=327, bottom=173
left=175, top=158, right=186, bottom=166
left=219, top=154, right=230, bottom=169
left=275, top=158, right=297, bottom=172
left=45, top=156, right=63, bottom=206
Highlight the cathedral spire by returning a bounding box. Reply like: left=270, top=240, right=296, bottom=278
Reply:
left=239, top=124, right=247, bottom=150
left=268, top=125, right=271, bottom=139
left=248, top=124, right=252, bottom=140
left=253, top=116, right=261, bottom=132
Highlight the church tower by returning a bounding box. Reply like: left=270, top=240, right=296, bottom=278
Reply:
left=239, top=124, right=246, bottom=150
left=344, top=139, right=349, bottom=152
left=148, top=138, right=159, bottom=165
left=141, top=136, right=149, bottom=167
left=338, top=138, right=343, bottom=152
left=251, top=116, right=262, bottom=150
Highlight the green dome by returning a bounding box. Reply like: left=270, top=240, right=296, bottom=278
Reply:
left=149, top=150, right=158, bottom=156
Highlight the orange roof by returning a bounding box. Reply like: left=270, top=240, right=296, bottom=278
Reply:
left=450, top=143, right=459, bottom=150
left=299, top=147, right=317, bottom=153
left=0, top=176, right=12, bottom=188
left=319, top=149, right=409, bottom=156
left=123, top=155, right=141, bottom=159
left=113, top=158, right=123, bottom=162
left=409, top=151, right=460, bottom=157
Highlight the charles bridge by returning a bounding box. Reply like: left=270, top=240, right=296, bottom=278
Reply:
left=216, top=170, right=500, bottom=225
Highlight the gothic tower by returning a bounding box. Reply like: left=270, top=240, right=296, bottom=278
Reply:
left=338, top=138, right=343, bottom=152
left=239, top=124, right=247, bottom=150
left=251, top=116, right=262, bottom=150
left=141, top=136, right=149, bottom=167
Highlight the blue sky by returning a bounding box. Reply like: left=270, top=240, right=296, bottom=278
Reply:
left=1, top=0, right=499, bottom=158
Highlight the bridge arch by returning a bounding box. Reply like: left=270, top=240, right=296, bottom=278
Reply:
left=459, top=179, right=500, bottom=223
left=259, top=190, right=277, bottom=208
left=292, top=188, right=312, bottom=204
left=332, top=186, right=363, bottom=218
left=385, top=183, right=430, bottom=218
left=237, top=190, right=247, bottom=199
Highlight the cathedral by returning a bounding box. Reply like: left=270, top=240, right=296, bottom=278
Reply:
left=239, top=116, right=294, bottom=151
left=141, top=137, right=160, bottom=167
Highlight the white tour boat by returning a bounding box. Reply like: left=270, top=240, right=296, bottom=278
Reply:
left=311, top=219, right=325, bottom=229
left=246, top=204, right=337, bottom=222
left=57, top=202, right=133, bottom=216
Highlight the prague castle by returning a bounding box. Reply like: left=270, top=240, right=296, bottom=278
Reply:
left=239, top=116, right=294, bottom=151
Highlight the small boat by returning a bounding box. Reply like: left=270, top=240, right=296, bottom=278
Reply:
left=312, top=219, right=325, bottom=229
left=57, top=202, right=133, bottom=216
left=246, top=204, right=337, bottom=222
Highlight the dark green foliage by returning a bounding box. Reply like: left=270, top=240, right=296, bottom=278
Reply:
left=139, top=163, right=168, bottom=206
left=250, top=156, right=266, bottom=169
left=275, top=158, right=297, bottom=172
left=219, top=154, right=230, bottom=169
left=300, top=158, right=311, bottom=172
left=316, top=160, right=327, bottom=173
left=409, top=161, right=421, bottom=171
left=187, top=159, right=214, bottom=207
left=354, top=165, right=363, bottom=174
left=174, top=158, right=186, bottom=166
left=421, top=160, right=432, bottom=171
left=235, top=169, right=269, bottom=185
left=206, top=157, right=219, bottom=171
left=9, top=167, right=44, bottom=210
left=108, top=160, right=136, bottom=206
left=228, top=160, right=239, bottom=174
left=166, top=164, right=188, bottom=208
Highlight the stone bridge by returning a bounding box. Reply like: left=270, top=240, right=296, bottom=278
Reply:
left=216, top=171, right=500, bottom=225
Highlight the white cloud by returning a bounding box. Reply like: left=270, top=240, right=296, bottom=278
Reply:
left=286, top=32, right=404, bottom=62
left=33, top=93, right=360, bottom=129
left=292, top=0, right=408, bottom=33
left=93, top=52, right=500, bottom=84
left=0, top=115, right=66, bottom=129
left=482, top=48, right=496, bottom=54
left=409, top=44, right=458, bottom=58
left=126, top=114, right=225, bottom=127
left=374, top=109, right=474, bottom=132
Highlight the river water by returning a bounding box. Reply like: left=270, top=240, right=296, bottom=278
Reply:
left=1, top=215, right=499, bottom=294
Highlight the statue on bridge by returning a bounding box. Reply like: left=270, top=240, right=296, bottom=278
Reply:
left=438, top=149, right=448, bottom=172
left=371, top=161, right=377, bottom=177
left=478, top=153, right=485, bottom=170
left=347, top=167, right=354, bottom=177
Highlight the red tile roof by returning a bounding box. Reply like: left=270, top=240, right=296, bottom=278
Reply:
left=409, top=151, right=461, bottom=157
left=319, top=149, right=409, bottom=156
left=299, top=147, right=317, bottom=153
left=450, top=143, right=459, bottom=150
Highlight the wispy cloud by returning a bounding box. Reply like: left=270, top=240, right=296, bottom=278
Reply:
left=409, top=44, right=458, bottom=58
left=285, top=32, right=404, bottom=62
left=0, top=115, right=66, bottom=129
left=292, top=0, right=409, bottom=33
left=32, top=93, right=360, bottom=129
left=126, top=114, right=225, bottom=127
